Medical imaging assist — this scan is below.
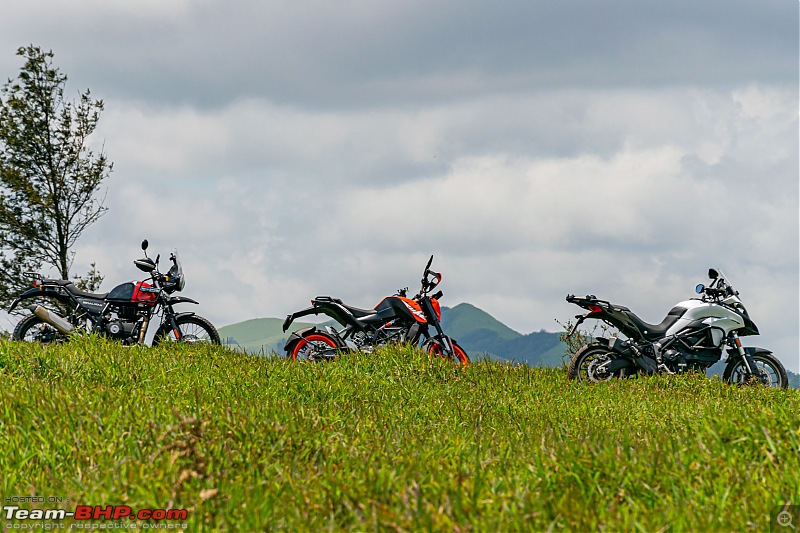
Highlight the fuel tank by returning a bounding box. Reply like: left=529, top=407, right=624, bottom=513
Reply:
left=664, top=299, right=745, bottom=345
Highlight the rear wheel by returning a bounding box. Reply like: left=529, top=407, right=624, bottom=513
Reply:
left=291, top=333, right=339, bottom=361
left=723, top=353, right=788, bottom=389
left=153, top=315, right=221, bottom=346
left=425, top=337, right=470, bottom=366
left=12, top=315, right=65, bottom=344
left=568, top=343, right=630, bottom=382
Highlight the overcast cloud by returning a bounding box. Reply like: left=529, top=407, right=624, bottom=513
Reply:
left=1, top=1, right=797, bottom=371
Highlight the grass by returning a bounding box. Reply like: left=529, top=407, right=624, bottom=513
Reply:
left=0, top=337, right=798, bottom=531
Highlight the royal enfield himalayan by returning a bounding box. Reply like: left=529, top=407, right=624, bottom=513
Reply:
left=10, top=240, right=220, bottom=346
left=282, top=255, right=469, bottom=365
left=565, top=268, right=787, bottom=388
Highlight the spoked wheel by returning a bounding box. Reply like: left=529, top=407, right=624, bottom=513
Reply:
left=291, top=333, right=339, bottom=361
left=12, top=315, right=65, bottom=344
left=425, top=337, right=470, bottom=366
left=723, top=353, right=788, bottom=389
left=568, top=343, right=629, bottom=382
left=153, top=315, right=221, bottom=346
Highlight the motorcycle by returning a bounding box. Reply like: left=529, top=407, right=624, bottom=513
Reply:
left=565, top=268, right=787, bottom=388
left=282, top=255, right=469, bottom=365
left=9, top=240, right=221, bottom=346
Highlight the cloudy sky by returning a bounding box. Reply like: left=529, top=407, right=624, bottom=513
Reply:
left=1, top=1, right=797, bottom=371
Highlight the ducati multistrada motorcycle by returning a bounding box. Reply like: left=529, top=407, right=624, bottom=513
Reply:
left=566, top=268, right=787, bottom=388
left=282, top=256, right=469, bottom=365
left=9, top=240, right=221, bottom=346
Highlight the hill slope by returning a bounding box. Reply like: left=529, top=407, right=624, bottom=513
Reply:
left=218, top=317, right=318, bottom=355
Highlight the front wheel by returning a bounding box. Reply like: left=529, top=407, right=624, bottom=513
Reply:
left=424, top=337, right=470, bottom=366
left=12, top=314, right=66, bottom=344
left=153, top=315, right=221, bottom=346
left=290, top=333, right=340, bottom=361
left=568, top=343, right=630, bottom=382
left=722, top=352, right=788, bottom=389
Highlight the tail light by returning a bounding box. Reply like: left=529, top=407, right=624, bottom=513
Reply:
left=588, top=305, right=603, bottom=314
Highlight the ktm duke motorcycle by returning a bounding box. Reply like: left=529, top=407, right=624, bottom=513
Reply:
left=282, top=255, right=469, bottom=365
left=565, top=268, right=787, bottom=388
left=9, top=240, right=221, bottom=346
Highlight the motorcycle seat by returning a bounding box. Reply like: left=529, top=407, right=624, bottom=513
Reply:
left=64, top=283, right=109, bottom=300
left=340, top=303, right=379, bottom=318
left=622, top=306, right=686, bottom=339
left=314, top=296, right=375, bottom=318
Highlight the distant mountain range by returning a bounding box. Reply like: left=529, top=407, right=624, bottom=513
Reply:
left=218, top=302, right=567, bottom=365
left=218, top=303, right=798, bottom=388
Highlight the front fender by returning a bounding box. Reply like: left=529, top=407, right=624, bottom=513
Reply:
left=166, top=296, right=199, bottom=305
left=725, top=346, right=771, bottom=364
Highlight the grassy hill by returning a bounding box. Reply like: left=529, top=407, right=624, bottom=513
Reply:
left=218, top=317, right=318, bottom=355
left=1, top=337, right=797, bottom=530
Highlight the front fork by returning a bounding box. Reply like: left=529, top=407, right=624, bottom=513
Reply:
left=163, top=307, right=182, bottom=341
left=730, top=332, right=754, bottom=374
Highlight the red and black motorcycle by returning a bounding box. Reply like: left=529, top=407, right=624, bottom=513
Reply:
left=282, top=256, right=469, bottom=365
left=9, top=240, right=220, bottom=346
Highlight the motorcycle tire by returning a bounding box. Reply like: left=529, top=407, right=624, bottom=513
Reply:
left=424, top=337, right=470, bottom=366
left=290, top=333, right=339, bottom=361
left=12, top=314, right=65, bottom=344
left=153, top=315, right=221, bottom=346
left=568, top=342, right=631, bottom=382
left=722, top=352, right=788, bottom=389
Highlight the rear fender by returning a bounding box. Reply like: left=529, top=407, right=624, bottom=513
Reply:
left=283, top=326, right=346, bottom=354
left=8, top=287, right=72, bottom=313
left=282, top=300, right=360, bottom=332
left=284, top=326, right=318, bottom=351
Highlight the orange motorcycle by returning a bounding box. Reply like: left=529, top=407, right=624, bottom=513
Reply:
left=282, top=256, right=469, bottom=365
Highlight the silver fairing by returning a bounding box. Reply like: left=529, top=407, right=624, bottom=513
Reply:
left=665, top=297, right=746, bottom=346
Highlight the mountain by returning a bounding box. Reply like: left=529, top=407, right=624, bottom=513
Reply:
left=218, top=317, right=318, bottom=356
left=219, top=302, right=568, bottom=365
left=440, top=303, right=566, bottom=366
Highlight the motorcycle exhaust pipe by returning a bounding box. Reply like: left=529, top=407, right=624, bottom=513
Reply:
left=28, top=305, right=75, bottom=336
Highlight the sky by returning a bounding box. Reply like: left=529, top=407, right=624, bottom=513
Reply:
left=0, top=1, right=797, bottom=371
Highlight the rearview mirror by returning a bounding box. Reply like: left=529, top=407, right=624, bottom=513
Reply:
left=142, top=239, right=149, bottom=251
left=695, top=284, right=705, bottom=294
left=708, top=268, right=719, bottom=280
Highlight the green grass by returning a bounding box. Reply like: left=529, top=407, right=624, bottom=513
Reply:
left=1, top=337, right=798, bottom=531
